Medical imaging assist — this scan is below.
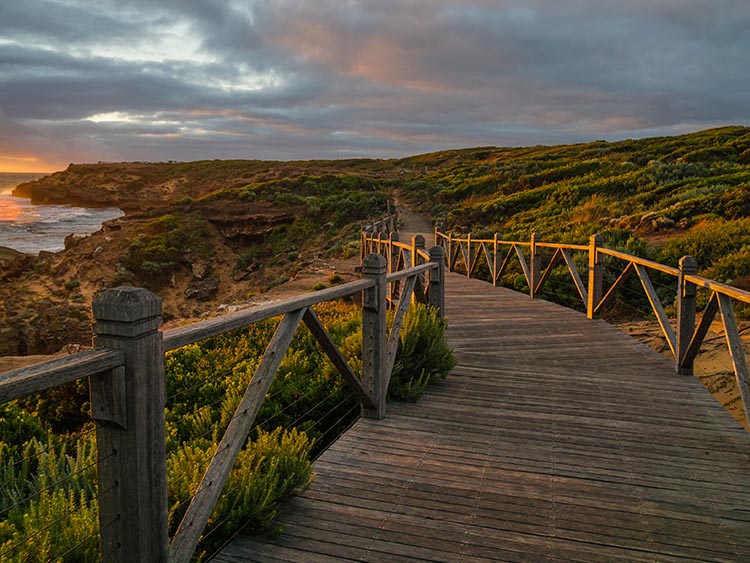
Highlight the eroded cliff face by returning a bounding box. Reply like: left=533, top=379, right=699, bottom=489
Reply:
left=0, top=207, right=302, bottom=355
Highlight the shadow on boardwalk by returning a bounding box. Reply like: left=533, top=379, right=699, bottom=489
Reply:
left=213, top=273, right=750, bottom=563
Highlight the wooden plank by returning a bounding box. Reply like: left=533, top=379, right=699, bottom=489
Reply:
left=634, top=263, right=677, bottom=356
left=171, top=308, right=306, bottom=563
left=536, top=242, right=589, bottom=252
left=0, top=348, right=124, bottom=403
left=302, top=308, right=375, bottom=410
left=362, top=254, right=387, bottom=420
left=92, top=287, right=168, bottom=563
left=717, top=293, right=750, bottom=428
left=481, top=241, right=493, bottom=279
left=467, top=239, right=481, bottom=276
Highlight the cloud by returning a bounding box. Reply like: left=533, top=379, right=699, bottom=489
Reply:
left=1, top=0, right=749, bottom=169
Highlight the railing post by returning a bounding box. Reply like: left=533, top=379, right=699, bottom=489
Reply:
left=389, top=232, right=399, bottom=273
left=428, top=246, right=445, bottom=317
left=587, top=234, right=604, bottom=318
left=530, top=232, right=541, bottom=298
left=677, top=255, right=698, bottom=375
left=466, top=232, right=473, bottom=278
left=91, top=287, right=168, bottom=563
left=362, top=254, right=387, bottom=419
left=360, top=228, right=367, bottom=264
left=447, top=233, right=453, bottom=272
left=493, top=232, right=500, bottom=287
left=412, top=234, right=425, bottom=267
left=389, top=232, right=400, bottom=303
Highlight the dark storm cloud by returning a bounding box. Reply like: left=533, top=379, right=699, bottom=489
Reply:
left=1, top=0, right=749, bottom=169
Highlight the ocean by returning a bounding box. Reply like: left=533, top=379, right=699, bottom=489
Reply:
left=0, top=173, right=124, bottom=254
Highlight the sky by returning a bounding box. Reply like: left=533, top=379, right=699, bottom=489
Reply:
left=1, top=0, right=749, bottom=172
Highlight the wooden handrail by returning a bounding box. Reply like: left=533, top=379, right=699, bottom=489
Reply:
left=163, top=279, right=374, bottom=351
left=431, top=225, right=750, bottom=430
left=597, top=247, right=680, bottom=277
left=0, top=349, right=124, bottom=403
left=684, top=273, right=750, bottom=304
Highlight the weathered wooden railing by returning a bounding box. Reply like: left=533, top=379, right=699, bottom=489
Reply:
left=434, top=228, right=750, bottom=429
left=362, top=230, right=445, bottom=315
left=0, top=251, right=443, bottom=563
left=363, top=213, right=398, bottom=237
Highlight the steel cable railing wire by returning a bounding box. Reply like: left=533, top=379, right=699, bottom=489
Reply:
left=253, top=374, right=340, bottom=430
left=169, top=383, right=358, bottom=561
left=48, top=513, right=118, bottom=563
left=0, top=423, right=99, bottom=477
left=599, top=261, right=671, bottom=320
left=166, top=379, right=339, bottom=517
left=1, top=503, right=96, bottom=562
left=196, top=392, right=360, bottom=562
left=311, top=401, right=360, bottom=461
left=165, top=363, right=357, bottom=528
left=0, top=451, right=119, bottom=563
left=535, top=268, right=585, bottom=311
left=0, top=418, right=112, bottom=563
left=97, top=532, right=121, bottom=563
left=0, top=449, right=115, bottom=520
left=49, top=515, right=120, bottom=563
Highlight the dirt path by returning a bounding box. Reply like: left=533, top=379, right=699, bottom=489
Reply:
left=393, top=191, right=433, bottom=241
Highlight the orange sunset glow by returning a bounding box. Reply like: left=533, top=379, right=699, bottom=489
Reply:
left=0, top=155, right=58, bottom=174
left=0, top=199, right=23, bottom=222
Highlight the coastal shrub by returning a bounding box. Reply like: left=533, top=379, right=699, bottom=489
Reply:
left=119, top=213, right=212, bottom=283
left=167, top=428, right=313, bottom=559
left=658, top=218, right=750, bottom=270
left=389, top=304, right=456, bottom=401
left=234, top=248, right=259, bottom=273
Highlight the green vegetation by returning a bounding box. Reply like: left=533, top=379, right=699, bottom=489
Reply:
left=118, top=213, right=213, bottom=285
left=397, top=127, right=750, bottom=285
left=389, top=305, right=456, bottom=401
left=0, top=301, right=453, bottom=562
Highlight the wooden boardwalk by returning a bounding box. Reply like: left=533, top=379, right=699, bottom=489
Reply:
left=214, top=273, right=750, bottom=562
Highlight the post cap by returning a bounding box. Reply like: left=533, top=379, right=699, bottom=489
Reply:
left=430, top=245, right=445, bottom=262
left=93, top=287, right=162, bottom=322
left=362, top=253, right=387, bottom=274
left=679, top=255, right=698, bottom=273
